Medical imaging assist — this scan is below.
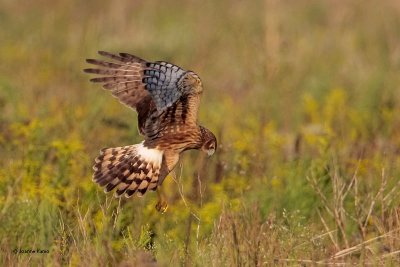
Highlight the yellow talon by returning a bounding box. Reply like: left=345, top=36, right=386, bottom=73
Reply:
left=156, top=186, right=168, bottom=213
left=155, top=200, right=168, bottom=213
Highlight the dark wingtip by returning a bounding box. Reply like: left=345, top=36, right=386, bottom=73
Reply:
left=120, top=52, right=146, bottom=63
left=98, top=50, right=109, bottom=56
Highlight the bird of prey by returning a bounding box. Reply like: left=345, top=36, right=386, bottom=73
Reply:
left=84, top=51, right=217, bottom=212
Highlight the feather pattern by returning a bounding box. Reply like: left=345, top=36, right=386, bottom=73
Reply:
left=93, top=143, right=163, bottom=197
left=84, top=51, right=203, bottom=138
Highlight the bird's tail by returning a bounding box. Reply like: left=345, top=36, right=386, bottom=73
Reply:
left=92, top=143, right=164, bottom=197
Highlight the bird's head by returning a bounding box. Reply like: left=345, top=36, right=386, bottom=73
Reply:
left=200, top=126, right=217, bottom=157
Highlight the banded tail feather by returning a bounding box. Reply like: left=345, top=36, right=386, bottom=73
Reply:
left=93, top=143, right=163, bottom=197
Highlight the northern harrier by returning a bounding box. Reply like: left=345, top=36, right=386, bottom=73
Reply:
left=84, top=51, right=217, bottom=212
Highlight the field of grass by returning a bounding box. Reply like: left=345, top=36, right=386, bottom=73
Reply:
left=1, top=0, right=400, bottom=265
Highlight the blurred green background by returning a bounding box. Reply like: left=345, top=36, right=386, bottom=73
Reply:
left=1, top=0, right=400, bottom=265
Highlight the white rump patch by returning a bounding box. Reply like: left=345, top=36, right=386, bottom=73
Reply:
left=136, top=142, right=163, bottom=167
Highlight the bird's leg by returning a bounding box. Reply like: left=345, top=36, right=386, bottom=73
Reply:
left=155, top=185, right=168, bottom=213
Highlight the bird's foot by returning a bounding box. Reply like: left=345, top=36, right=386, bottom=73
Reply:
left=155, top=199, right=168, bottom=213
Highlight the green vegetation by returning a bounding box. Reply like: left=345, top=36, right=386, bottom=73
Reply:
left=1, top=0, right=400, bottom=265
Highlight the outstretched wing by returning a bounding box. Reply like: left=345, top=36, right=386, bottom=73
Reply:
left=84, top=51, right=203, bottom=138
left=85, top=51, right=150, bottom=110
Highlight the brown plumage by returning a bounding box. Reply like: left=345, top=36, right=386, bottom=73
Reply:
left=84, top=51, right=217, bottom=207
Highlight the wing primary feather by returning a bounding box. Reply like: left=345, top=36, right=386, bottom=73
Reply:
left=119, top=53, right=146, bottom=63
left=90, top=76, right=136, bottom=83
left=86, top=59, right=128, bottom=69
left=103, top=81, right=142, bottom=91
left=84, top=68, right=135, bottom=75
left=98, top=51, right=134, bottom=63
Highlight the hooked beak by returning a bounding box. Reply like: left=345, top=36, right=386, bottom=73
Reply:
left=207, top=149, right=215, bottom=157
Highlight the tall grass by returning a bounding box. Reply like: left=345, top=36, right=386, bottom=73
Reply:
left=1, top=0, right=400, bottom=265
